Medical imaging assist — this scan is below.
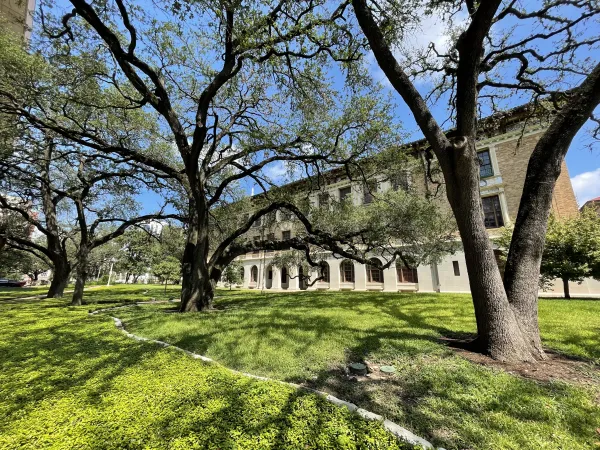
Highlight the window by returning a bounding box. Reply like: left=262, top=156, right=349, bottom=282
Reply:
left=320, top=263, right=330, bottom=283
left=281, top=266, right=288, bottom=283
left=366, top=258, right=383, bottom=283
left=281, top=230, right=291, bottom=250
left=251, top=215, right=262, bottom=228
left=392, top=171, right=411, bottom=191
left=478, top=150, right=493, bottom=178
left=239, top=266, right=245, bottom=280
left=252, top=238, right=260, bottom=256
left=363, top=180, right=377, bottom=204
left=339, top=186, right=352, bottom=203
left=318, top=192, right=330, bottom=209
left=250, top=266, right=258, bottom=282
left=397, top=266, right=418, bottom=283
left=340, top=260, right=355, bottom=282
left=482, top=195, right=504, bottom=228
left=265, top=233, right=275, bottom=253
left=268, top=269, right=273, bottom=280
left=453, top=261, right=460, bottom=276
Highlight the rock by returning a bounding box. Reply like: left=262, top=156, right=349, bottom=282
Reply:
left=380, top=365, right=396, bottom=374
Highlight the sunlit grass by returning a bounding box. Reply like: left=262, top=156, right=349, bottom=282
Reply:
left=108, top=288, right=600, bottom=450
left=0, top=296, right=408, bottom=450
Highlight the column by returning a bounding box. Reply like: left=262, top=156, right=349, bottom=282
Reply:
left=383, top=265, right=397, bottom=292
left=242, top=264, right=250, bottom=289
left=272, top=267, right=281, bottom=290
left=354, top=261, right=366, bottom=291
left=328, top=259, right=341, bottom=291
left=306, top=267, right=318, bottom=291
left=288, top=266, right=300, bottom=290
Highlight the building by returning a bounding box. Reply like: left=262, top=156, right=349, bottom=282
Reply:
left=228, top=106, right=600, bottom=298
left=0, top=0, right=35, bottom=40
left=580, top=197, right=600, bottom=216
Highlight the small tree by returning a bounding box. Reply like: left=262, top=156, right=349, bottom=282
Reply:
left=498, top=208, right=600, bottom=299
left=540, top=209, right=600, bottom=299
left=222, top=261, right=243, bottom=290
left=152, top=257, right=181, bottom=293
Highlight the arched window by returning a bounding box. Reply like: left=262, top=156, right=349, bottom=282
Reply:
left=250, top=266, right=258, bottom=283
left=340, top=260, right=355, bottom=283
left=367, top=258, right=383, bottom=283
left=281, top=266, right=288, bottom=283
left=320, top=262, right=330, bottom=283
left=397, top=265, right=418, bottom=283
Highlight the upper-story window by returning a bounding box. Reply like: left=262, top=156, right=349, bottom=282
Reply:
left=363, top=180, right=377, bottom=204
left=251, top=215, right=262, bottom=228
left=339, top=186, right=352, bottom=203
left=478, top=149, right=493, bottom=178
left=265, top=233, right=275, bottom=253
left=318, top=192, right=330, bottom=209
left=482, top=195, right=504, bottom=228
left=392, top=171, right=412, bottom=191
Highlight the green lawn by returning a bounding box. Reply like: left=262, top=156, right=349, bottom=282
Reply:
left=103, top=288, right=600, bottom=450
left=0, top=286, right=51, bottom=300
left=0, top=290, right=409, bottom=450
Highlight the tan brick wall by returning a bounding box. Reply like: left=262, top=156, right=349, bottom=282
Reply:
left=494, top=130, right=579, bottom=222
left=0, top=0, right=34, bottom=38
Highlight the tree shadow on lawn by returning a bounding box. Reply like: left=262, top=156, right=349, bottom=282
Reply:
left=0, top=301, right=406, bottom=449
left=127, top=290, right=600, bottom=450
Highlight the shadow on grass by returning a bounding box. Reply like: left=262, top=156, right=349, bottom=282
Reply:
left=0, top=299, right=407, bottom=449
left=116, top=289, right=600, bottom=450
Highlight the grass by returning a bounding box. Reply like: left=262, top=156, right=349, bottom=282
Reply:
left=102, top=288, right=600, bottom=450
left=0, top=286, right=51, bottom=300
left=0, top=290, right=410, bottom=450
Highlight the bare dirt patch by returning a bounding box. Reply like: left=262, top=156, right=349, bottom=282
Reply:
left=442, top=338, right=600, bottom=387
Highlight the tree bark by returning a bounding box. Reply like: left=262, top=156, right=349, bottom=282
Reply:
left=47, top=259, right=70, bottom=298
left=179, top=200, right=216, bottom=312
left=443, top=139, right=538, bottom=361
left=71, top=247, right=89, bottom=306
left=503, top=63, right=600, bottom=358
left=562, top=278, right=571, bottom=299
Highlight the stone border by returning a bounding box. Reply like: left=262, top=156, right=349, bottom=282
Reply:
left=89, top=302, right=444, bottom=449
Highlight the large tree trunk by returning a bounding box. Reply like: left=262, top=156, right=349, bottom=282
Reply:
left=47, top=259, right=70, bottom=298
left=444, top=139, right=539, bottom=362
left=71, top=247, right=89, bottom=306
left=503, top=66, right=600, bottom=359
left=180, top=263, right=216, bottom=311
left=180, top=200, right=215, bottom=312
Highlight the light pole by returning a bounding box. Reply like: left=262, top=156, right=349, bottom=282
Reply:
left=106, top=258, right=116, bottom=286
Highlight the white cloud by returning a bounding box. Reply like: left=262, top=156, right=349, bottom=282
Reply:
left=367, top=9, right=468, bottom=90
left=263, top=160, right=288, bottom=180
left=571, top=167, right=600, bottom=206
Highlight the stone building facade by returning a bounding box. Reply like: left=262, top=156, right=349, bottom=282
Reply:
left=0, top=0, right=35, bottom=40
left=229, top=111, right=600, bottom=298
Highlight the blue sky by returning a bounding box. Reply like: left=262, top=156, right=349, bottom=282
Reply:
left=85, top=1, right=598, bottom=212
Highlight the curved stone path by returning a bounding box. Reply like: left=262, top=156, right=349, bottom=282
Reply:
left=89, top=302, right=444, bottom=450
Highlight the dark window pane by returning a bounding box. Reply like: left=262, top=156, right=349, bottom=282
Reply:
left=482, top=195, right=504, bottom=228
left=340, top=260, right=354, bottom=282
left=392, top=171, right=411, bottom=191
left=397, top=266, right=418, bottom=283
left=367, top=259, right=382, bottom=283
left=478, top=150, right=493, bottom=178
left=318, top=192, right=330, bottom=208
left=339, top=187, right=352, bottom=202
left=363, top=181, right=377, bottom=204
left=453, top=261, right=460, bottom=276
